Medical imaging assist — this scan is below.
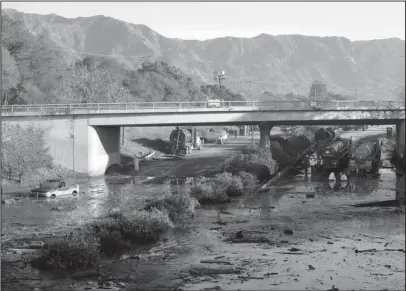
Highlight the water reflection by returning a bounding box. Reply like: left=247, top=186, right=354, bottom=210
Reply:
left=3, top=167, right=395, bottom=235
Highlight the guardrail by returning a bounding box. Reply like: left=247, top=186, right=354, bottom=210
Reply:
left=1, top=100, right=405, bottom=115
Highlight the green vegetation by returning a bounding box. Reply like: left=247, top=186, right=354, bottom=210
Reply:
left=32, top=231, right=100, bottom=272
left=224, top=143, right=277, bottom=174
left=34, top=190, right=200, bottom=271
left=144, top=192, right=200, bottom=222
left=190, top=144, right=275, bottom=204
left=190, top=181, right=230, bottom=204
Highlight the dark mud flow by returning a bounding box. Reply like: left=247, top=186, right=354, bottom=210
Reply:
left=2, top=167, right=404, bottom=291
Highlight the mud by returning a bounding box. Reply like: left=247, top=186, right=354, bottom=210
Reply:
left=2, top=126, right=404, bottom=291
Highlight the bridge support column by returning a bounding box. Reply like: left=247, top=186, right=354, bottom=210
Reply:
left=71, top=119, right=121, bottom=176
left=259, top=123, right=273, bottom=149
left=395, top=120, right=405, bottom=205
left=87, top=126, right=121, bottom=176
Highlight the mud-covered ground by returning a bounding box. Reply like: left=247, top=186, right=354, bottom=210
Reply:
left=1, top=125, right=404, bottom=291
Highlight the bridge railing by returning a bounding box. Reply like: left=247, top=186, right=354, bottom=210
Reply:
left=1, top=100, right=405, bottom=115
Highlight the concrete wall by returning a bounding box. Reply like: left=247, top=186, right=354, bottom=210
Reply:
left=2, top=117, right=120, bottom=176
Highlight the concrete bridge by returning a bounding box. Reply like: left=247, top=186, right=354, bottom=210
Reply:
left=2, top=100, right=405, bottom=182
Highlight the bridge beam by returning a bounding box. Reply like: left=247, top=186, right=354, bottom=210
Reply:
left=395, top=120, right=405, bottom=205
left=259, top=123, right=273, bottom=149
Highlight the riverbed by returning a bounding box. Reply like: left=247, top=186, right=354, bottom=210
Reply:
left=2, top=165, right=404, bottom=291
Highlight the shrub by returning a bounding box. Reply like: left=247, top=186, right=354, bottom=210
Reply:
left=126, top=208, right=174, bottom=241
left=190, top=183, right=229, bottom=204
left=225, top=144, right=277, bottom=174
left=212, top=172, right=244, bottom=197
left=92, top=208, right=173, bottom=256
left=238, top=171, right=259, bottom=189
left=144, top=192, right=200, bottom=222
left=33, top=231, right=100, bottom=272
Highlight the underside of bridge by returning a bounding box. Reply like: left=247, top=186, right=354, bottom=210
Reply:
left=3, top=115, right=405, bottom=203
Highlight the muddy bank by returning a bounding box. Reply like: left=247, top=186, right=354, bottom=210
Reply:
left=2, top=167, right=405, bottom=291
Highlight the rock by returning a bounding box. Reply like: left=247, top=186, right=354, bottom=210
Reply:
left=308, top=264, right=315, bottom=270
left=288, top=247, right=301, bottom=252
left=306, top=194, right=315, bottom=198
left=327, top=241, right=334, bottom=245
left=283, top=229, right=294, bottom=235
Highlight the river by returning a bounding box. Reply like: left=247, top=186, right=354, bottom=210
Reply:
left=1, top=125, right=404, bottom=290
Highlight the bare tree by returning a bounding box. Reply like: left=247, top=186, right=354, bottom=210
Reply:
left=1, top=124, right=53, bottom=183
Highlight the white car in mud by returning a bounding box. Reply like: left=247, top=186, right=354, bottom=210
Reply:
left=30, top=179, right=79, bottom=198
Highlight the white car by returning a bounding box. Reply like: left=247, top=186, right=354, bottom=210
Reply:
left=30, top=179, right=79, bottom=198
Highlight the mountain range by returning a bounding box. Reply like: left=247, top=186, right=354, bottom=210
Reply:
left=2, top=8, right=405, bottom=103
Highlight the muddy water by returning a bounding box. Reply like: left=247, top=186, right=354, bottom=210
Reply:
left=2, top=165, right=404, bottom=290
left=1, top=176, right=188, bottom=240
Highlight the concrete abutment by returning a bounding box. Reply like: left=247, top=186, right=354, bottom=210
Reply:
left=395, top=120, right=405, bottom=205
left=2, top=117, right=121, bottom=177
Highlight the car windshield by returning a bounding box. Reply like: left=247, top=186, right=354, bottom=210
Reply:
left=40, top=181, right=59, bottom=188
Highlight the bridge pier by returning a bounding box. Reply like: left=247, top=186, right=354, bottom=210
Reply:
left=259, top=123, right=273, bottom=149
left=87, top=126, right=121, bottom=176
left=395, top=120, right=405, bottom=205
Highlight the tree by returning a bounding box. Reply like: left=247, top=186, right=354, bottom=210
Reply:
left=2, top=124, right=53, bottom=183
left=58, top=64, right=133, bottom=103
left=2, top=45, right=20, bottom=104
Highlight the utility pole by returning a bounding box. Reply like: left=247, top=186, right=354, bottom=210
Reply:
left=353, top=88, right=357, bottom=98
left=213, top=70, right=226, bottom=96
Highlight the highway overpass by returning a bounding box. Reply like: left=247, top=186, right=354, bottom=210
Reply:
left=2, top=100, right=405, bottom=186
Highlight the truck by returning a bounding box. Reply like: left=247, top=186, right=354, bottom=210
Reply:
left=349, top=140, right=382, bottom=173
left=169, top=127, right=202, bottom=155
left=207, top=99, right=222, bottom=108
left=317, top=138, right=351, bottom=173
left=199, top=128, right=229, bottom=144
left=30, top=179, right=79, bottom=198
left=343, top=125, right=368, bottom=131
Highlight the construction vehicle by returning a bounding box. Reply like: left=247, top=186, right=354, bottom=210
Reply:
left=349, top=140, right=382, bottom=173
left=199, top=128, right=229, bottom=144
left=316, top=138, right=352, bottom=173
left=169, top=127, right=201, bottom=155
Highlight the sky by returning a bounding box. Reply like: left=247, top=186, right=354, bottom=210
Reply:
left=2, top=2, right=405, bottom=41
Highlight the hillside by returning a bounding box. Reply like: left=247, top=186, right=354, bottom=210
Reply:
left=2, top=8, right=405, bottom=104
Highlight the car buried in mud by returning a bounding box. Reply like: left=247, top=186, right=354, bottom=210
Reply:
left=30, top=179, right=79, bottom=198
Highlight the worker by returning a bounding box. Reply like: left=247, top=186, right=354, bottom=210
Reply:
left=234, top=130, right=238, bottom=139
